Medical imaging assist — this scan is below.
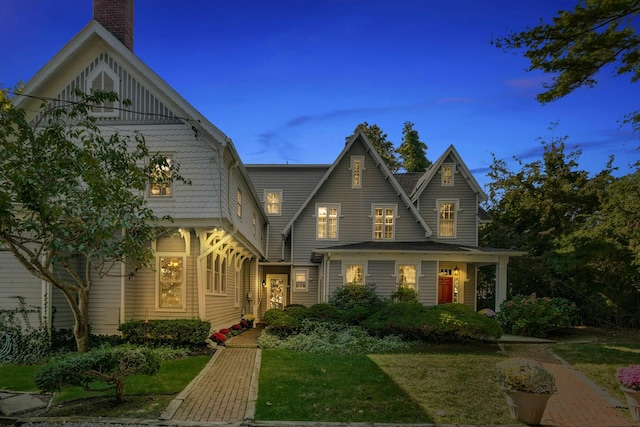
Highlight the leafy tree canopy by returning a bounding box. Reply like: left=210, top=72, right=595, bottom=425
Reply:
left=0, top=87, right=188, bottom=352
left=494, top=0, right=640, bottom=127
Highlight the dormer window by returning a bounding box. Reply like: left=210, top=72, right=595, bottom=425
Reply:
left=150, top=156, right=172, bottom=197
left=87, top=63, right=120, bottom=118
left=351, top=156, right=364, bottom=189
left=441, top=164, right=455, bottom=186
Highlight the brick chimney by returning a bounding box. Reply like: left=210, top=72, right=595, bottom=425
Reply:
left=93, top=0, right=134, bottom=51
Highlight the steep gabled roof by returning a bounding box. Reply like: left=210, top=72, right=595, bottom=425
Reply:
left=410, top=144, right=487, bottom=203
left=15, top=19, right=267, bottom=224
left=282, top=130, right=432, bottom=237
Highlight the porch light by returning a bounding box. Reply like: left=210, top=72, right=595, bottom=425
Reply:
left=262, top=279, right=266, bottom=287
left=453, top=265, right=459, bottom=276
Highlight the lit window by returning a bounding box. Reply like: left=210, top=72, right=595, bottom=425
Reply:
left=150, top=157, right=172, bottom=197
left=266, top=190, right=282, bottom=215
left=293, top=269, right=308, bottom=291
left=351, top=156, right=364, bottom=189
left=317, top=205, right=339, bottom=240
left=158, top=257, right=184, bottom=309
left=441, top=164, right=454, bottom=186
left=398, top=264, right=417, bottom=290
left=438, top=201, right=457, bottom=237
left=344, top=263, right=364, bottom=284
left=87, top=63, right=120, bottom=117
left=373, top=206, right=395, bottom=240
left=237, top=189, right=242, bottom=217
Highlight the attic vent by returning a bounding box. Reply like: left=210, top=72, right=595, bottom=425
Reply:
left=87, top=63, right=120, bottom=118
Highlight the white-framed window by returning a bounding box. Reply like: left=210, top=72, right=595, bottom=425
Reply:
left=236, top=189, right=242, bottom=217
left=235, top=269, right=241, bottom=307
left=87, top=62, right=120, bottom=117
left=316, top=204, right=339, bottom=240
left=441, top=164, right=455, bottom=186
left=252, top=212, right=257, bottom=236
left=265, top=190, right=282, bottom=215
left=293, top=269, right=309, bottom=292
left=150, top=156, right=172, bottom=197
left=344, top=262, right=365, bottom=285
left=206, top=252, right=214, bottom=293
left=438, top=200, right=458, bottom=238
left=157, top=256, right=186, bottom=310
left=397, top=263, right=417, bottom=290
left=209, top=252, right=227, bottom=295
left=373, top=205, right=395, bottom=240
left=351, top=156, right=364, bottom=189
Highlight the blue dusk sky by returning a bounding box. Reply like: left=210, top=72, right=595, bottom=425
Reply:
left=2, top=0, right=637, bottom=189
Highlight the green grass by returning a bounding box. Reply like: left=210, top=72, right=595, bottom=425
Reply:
left=0, top=365, right=42, bottom=392
left=256, top=349, right=429, bottom=423
left=256, top=344, right=514, bottom=425
left=552, top=342, right=640, bottom=403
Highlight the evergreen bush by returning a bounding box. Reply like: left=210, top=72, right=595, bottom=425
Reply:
left=35, top=344, right=161, bottom=403
left=118, top=319, right=210, bottom=349
left=496, top=294, right=579, bottom=338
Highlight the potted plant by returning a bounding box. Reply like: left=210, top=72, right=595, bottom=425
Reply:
left=496, top=358, right=556, bottom=425
left=616, top=365, right=640, bottom=420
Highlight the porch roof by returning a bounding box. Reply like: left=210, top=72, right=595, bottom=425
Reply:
left=310, top=240, right=524, bottom=262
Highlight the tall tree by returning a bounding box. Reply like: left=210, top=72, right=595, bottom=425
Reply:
left=494, top=0, right=640, bottom=128
left=349, top=122, right=401, bottom=172
left=0, top=87, right=187, bottom=352
left=396, top=121, right=430, bottom=172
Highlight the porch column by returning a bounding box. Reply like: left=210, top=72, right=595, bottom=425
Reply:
left=495, top=256, right=509, bottom=311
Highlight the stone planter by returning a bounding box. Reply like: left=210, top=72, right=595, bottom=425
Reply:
left=621, top=387, right=640, bottom=420
left=504, top=390, right=552, bottom=425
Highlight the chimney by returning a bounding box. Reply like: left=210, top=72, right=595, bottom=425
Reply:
left=93, top=0, right=134, bottom=51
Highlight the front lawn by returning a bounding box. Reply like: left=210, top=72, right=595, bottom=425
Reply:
left=256, top=344, right=515, bottom=425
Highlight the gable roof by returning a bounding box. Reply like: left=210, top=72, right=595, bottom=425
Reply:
left=410, top=144, right=487, bottom=203
left=15, top=19, right=268, bottom=225
left=282, top=129, right=432, bottom=237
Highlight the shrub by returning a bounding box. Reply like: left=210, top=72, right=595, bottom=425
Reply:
left=258, top=319, right=409, bottom=354
left=363, top=302, right=503, bottom=342
left=306, top=303, right=344, bottom=323
left=263, top=308, right=302, bottom=338
left=391, top=286, right=419, bottom=303
left=118, top=319, right=211, bottom=349
left=329, top=283, right=384, bottom=324
left=35, top=344, right=161, bottom=403
left=496, top=294, right=579, bottom=338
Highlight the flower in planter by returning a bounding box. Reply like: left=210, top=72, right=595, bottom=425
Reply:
left=231, top=324, right=242, bottom=331
left=617, top=365, right=640, bottom=390
left=240, top=320, right=249, bottom=328
left=242, top=314, right=255, bottom=322
left=496, top=358, right=556, bottom=394
left=210, top=332, right=227, bottom=345
left=219, top=328, right=231, bottom=335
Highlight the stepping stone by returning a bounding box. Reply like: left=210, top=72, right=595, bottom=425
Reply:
left=0, top=393, right=48, bottom=415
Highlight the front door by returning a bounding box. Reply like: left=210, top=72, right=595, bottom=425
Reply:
left=438, top=276, right=453, bottom=304
left=267, top=274, right=288, bottom=310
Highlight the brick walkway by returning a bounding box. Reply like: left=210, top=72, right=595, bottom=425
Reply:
left=160, top=326, right=262, bottom=423
left=501, top=343, right=638, bottom=427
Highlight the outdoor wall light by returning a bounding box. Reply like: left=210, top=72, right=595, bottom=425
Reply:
left=262, top=279, right=266, bottom=287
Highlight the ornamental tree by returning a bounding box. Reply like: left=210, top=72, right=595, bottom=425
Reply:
left=493, top=0, right=640, bottom=129
left=0, top=87, right=187, bottom=352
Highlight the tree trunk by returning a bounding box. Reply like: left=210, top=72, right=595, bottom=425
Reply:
left=73, top=288, right=91, bottom=353
left=114, top=380, right=126, bottom=404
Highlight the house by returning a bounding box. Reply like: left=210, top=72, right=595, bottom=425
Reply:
left=0, top=0, right=519, bottom=337
left=247, top=133, right=519, bottom=315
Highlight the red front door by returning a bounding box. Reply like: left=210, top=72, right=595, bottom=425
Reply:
left=438, top=276, right=453, bottom=304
